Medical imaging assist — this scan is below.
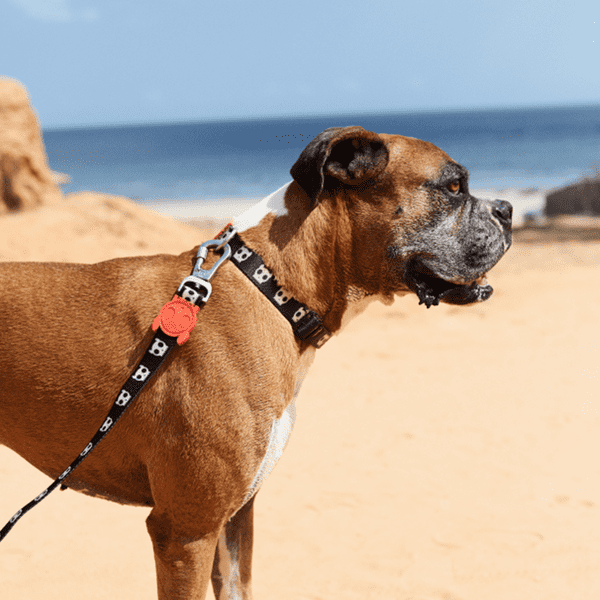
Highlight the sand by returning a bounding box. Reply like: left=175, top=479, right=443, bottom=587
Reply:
left=1, top=191, right=600, bottom=599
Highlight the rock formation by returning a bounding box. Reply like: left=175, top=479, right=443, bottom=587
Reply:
left=0, top=77, right=63, bottom=213
left=545, top=175, right=600, bottom=216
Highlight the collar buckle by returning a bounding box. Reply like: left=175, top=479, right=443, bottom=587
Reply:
left=293, top=311, right=332, bottom=348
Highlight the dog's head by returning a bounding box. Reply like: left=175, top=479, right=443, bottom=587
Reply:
left=291, top=126, right=512, bottom=307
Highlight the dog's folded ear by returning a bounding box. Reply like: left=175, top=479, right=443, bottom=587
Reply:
left=290, top=126, right=389, bottom=205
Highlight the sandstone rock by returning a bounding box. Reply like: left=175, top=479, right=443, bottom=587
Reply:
left=545, top=175, right=600, bottom=216
left=0, top=77, right=63, bottom=213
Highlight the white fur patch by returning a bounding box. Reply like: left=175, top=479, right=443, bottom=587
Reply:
left=241, top=348, right=315, bottom=506
left=242, top=397, right=296, bottom=506
left=233, top=182, right=291, bottom=232
left=214, top=534, right=243, bottom=600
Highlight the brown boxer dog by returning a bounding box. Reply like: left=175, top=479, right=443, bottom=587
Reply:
left=0, top=126, right=512, bottom=599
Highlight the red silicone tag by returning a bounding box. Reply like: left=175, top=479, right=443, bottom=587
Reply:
left=152, top=295, right=200, bottom=345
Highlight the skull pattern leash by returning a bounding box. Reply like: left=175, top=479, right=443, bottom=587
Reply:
left=0, top=225, right=330, bottom=543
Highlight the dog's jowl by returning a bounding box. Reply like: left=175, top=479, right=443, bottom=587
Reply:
left=0, top=126, right=511, bottom=599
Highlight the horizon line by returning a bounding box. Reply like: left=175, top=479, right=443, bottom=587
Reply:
left=42, top=100, right=600, bottom=133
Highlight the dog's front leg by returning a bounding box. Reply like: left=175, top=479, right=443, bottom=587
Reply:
left=211, top=495, right=255, bottom=600
left=146, top=509, right=221, bottom=600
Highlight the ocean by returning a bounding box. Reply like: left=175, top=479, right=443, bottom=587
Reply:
left=43, top=105, right=600, bottom=209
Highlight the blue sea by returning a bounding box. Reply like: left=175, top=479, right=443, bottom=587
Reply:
left=43, top=105, right=600, bottom=207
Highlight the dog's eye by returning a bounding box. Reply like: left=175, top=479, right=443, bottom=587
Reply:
left=447, top=181, right=461, bottom=194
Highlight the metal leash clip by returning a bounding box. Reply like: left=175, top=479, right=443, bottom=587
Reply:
left=192, top=239, right=232, bottom=281
left=176, top=226, right=237, bottom=303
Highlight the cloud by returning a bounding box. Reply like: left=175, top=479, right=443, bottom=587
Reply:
left=8, top=0, right=99, bottom=23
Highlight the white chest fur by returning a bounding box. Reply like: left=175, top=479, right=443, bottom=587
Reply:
left=241, top=397, right=297, bottom=506
left=241, top=348, right=315, bottom=506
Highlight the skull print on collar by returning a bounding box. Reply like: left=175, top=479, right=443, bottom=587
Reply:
left=217, top=225, right=331, bottom=349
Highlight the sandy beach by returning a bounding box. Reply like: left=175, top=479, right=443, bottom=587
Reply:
left=1, top=191, right=600, bottom=599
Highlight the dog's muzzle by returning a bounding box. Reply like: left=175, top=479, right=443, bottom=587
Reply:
left=403, top=198, right=513, bottom=308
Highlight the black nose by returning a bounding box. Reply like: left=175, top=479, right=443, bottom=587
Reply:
left=491, top=200, right=512, bottom=228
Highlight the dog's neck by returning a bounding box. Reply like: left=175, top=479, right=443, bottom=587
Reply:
left=234, top=182, right=392, bottom=335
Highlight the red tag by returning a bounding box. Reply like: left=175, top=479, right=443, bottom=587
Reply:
left=215, top=222, right=234, bottom=239
left=152, top=295, right=200, bottom=345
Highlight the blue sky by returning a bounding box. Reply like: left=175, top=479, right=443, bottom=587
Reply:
left=1, top=0, right=598, bottom=129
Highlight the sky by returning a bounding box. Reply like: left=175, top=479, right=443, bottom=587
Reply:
left=1, top=0, right=599, bottom=129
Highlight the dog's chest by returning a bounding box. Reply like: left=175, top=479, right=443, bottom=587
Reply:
left=241, top=348, right=314, bottom=506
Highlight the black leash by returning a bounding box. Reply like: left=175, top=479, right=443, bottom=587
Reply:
left=0, top=328, right=178, bottom=542
left=0, top=225, right=330, bottom=543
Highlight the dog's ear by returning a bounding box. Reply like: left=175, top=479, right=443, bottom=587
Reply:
left=290, top=126, right=389, bottom=205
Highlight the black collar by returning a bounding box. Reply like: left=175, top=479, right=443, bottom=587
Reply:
left=220, top=227, right=331, bottom=348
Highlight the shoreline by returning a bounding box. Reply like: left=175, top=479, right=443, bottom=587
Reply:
left=142, top=196, right=260, bottom=230
left=139, top=188, right=548, bottom=229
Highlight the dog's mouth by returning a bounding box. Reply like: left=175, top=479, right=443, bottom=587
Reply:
left=404, top=259, right=493, bottom=308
